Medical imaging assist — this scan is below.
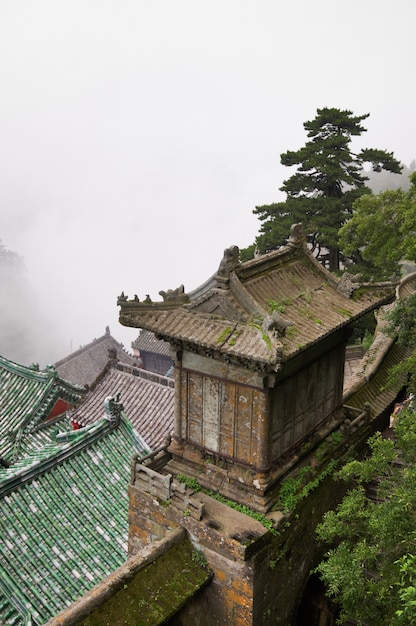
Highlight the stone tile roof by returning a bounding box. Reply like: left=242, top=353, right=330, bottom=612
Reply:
left=0, top=414, right=150, bottom=625
left=118, top=225, right=395, bottom=372
left=343, top=272, right=416, bottom=416
left=0, top=355, right=86, bottom=465
left=70, top=365, right=175, bottom=450
left=131, top=328, right=172, bottom=357
left=54, top=327, right=137, bottom=387
left=344, top=342, right=411, bottom=419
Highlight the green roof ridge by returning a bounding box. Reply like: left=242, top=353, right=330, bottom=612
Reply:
left=0, top=354, right=84, bottom=390
left=1, top=411, right=150, bottom=623
left=0, top=419, right=111, bottom=497
left=0, top=568, right=33, bottom=622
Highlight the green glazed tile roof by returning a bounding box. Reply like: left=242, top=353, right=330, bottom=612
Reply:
left=0, top=354, right=86, bottom=464
left=0, top=414, right=150, bottom=626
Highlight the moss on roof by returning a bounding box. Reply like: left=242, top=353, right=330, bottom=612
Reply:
left=77, top=537, right=212, bottom=626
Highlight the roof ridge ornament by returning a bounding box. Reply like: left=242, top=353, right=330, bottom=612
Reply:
left=159, top=284, right=188, bottom=303
left=262, top=310, right=294, bottom=338
left=216, top=245, right=241, bottom=288
left=104, top=392, right=123, bottom=428
left=287, top=222, right=307, bottom=248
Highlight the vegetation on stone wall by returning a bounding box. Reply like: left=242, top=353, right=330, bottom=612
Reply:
left=315, top=410, right=416, bottom=625
left=78, top=539, right=211, bottom=626
left=274, top=458, right=339, bottom=514
left=176, top=474, right=277, bottom=535
left=383, top=291, right=416, bottom=398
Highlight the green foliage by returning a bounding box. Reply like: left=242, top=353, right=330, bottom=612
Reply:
left=347, top=311, right=377, bottom=346
left=396, top=551, right=416, bottom=622
left=329, top=431, right=344, bottom=446
left=275, top=460, right=337, bottom=514
left=339, top=172, right=416, bottom=280
left=300, top=306, right=322, bottom=325
left=361, top=329, right=374, bottom=351
left=216, top=326, right=242, bottom=347
left=268, top=297, right=292, bottom=314
left=244, top=108, right=401, bottom=269
left=315, top=412, right=416, bottom=624
left=239, top=243, right=257, bottom=263
left=216, top=327, right=232, bottom=344
left=176, top=474, right=201, bottom=492
left=191, top=549, right=208, bottom=568
left=383, top=292, right=416, bottom=396
left=385, top=292, right=416, bottom=348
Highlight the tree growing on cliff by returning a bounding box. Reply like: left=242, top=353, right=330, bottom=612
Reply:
left=246, top=108, right=402, bottom=270
left=315, top=410, right=416, bottom=625
left=315, top=287, right=416, bottom=624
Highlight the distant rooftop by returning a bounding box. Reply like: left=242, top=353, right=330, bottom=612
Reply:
left=54, top=326, right=137, bottom=387
left=132, top=328, right=171, bottom=357
left=71, top=364, right=174, bottom=450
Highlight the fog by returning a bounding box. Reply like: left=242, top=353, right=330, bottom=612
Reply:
left=0, top=1, right=414, bottom=366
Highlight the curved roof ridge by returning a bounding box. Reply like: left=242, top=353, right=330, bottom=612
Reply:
left=0, top=419, right=108, bottom=496
left=54, top=330, right=133, bottom=367
left=343, top=272, right=416, bottom=402
left=187, top=273, right=218, bottom=302
left=0, top=354, right=65, bottom=383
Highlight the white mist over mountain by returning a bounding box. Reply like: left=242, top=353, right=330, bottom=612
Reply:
left=0, top=1, right=414, bottom=366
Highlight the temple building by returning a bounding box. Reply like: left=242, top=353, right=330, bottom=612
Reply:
left=2, top=223, right=413, bottom=624
left=118, top=224, right=395, bottom=512
left=0, top=345, right=174, bottom=624
left=101, top=224, right=406, bottom=624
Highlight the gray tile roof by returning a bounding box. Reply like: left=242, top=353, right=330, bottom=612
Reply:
left=118, top=229, right=395, bottom=372
left=70, top=365, right=174, bottom=450
left=54, top=328, right=137, bottom=387
left=344, top=342, right=411, bottom=418
left=131, top=328, right=172, bottom=357
left=343, top=272, right=416, bottom=416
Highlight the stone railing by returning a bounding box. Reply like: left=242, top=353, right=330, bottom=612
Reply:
left=341, top=402, right=371, bottom=435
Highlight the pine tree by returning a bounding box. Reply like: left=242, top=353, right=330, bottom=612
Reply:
left=249, top=108, right=402, bottom=270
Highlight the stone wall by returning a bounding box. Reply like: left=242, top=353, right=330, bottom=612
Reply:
left=127, top=445, right=357, bottom=625
left=128, top=461, right=269, bottom=624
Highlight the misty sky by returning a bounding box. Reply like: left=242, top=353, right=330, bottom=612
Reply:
left=0, top=0, right=414, bottom=365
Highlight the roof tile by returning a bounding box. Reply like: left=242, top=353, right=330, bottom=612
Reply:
left=0, top=415, right=150, bottom=624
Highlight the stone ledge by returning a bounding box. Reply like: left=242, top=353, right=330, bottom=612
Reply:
left=46, top=528, right=186, bottom=626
